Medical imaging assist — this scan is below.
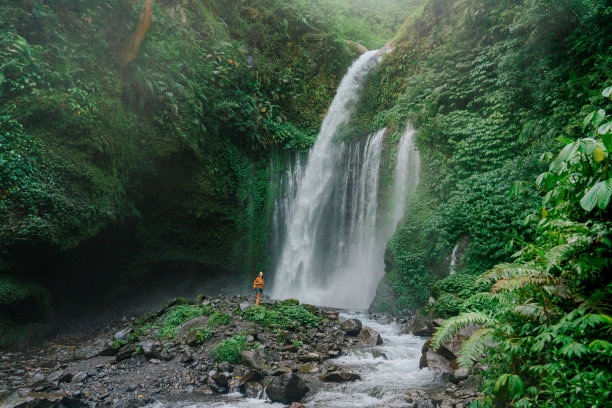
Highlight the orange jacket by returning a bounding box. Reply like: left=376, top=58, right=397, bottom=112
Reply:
left=253, top=276, right=264, bottom=290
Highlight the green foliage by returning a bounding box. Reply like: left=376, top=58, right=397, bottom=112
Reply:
left=434, top=97, right=612, bottom=407
left=377, top=0, right=612, bottom=312
left=153, top=304, right=212, bottom=340
left=190, top=327, right=214, bottom=345
left=432, top=293, right=463, bottom=318
left=211, top=335, right=249, bottom=364
left=208, top=311, right=231, bottom=328
left=243, top=302, right=320, bottom=328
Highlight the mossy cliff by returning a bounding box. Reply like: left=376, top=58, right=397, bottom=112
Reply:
left=363, top=0, right=612, bottom=312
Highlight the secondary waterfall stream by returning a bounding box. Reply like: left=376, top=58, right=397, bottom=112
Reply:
left=270, top=50, right=421, bottom=309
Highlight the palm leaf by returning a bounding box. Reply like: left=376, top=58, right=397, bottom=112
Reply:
left=580, top=179, right=612, bottom=212
left=478, top=263, right=542, bottom=285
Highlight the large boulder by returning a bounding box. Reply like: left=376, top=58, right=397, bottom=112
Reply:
left=357, top=327, right=383, bottom=346
left=177, top=317, right=208, bottom=345
left=419, top=339, right=457, bottom=372
left=113, top=327, right=132, bottom=341
left=320, top=371, right=361, bottom=383
left=340, top=319, right=362, bottom=336
left=140, top=341, right=162, bottom=358
left=265, top=373, right=309, bottom=404
left=241, top=350, right=265, bottom=371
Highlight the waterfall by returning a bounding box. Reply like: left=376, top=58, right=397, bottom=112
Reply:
left=270, top=50, right=420, bottom=308
left=391, top=124, right=420, bottom=228
left=449, top=243, right=459, bottom=275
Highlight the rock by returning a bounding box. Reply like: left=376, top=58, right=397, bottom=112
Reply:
left=237, top=370, right=264, bottom=392
left=140, top=341, right=162, bottom=358
left=181, top=349, right=193, bottom=364
left=266, top=373, right=308, bottom=404
left=71, top=372, right=88, bottom=384
left=1, top=390, right=65, bottom=408
left=28, top=374, right=46, bottom=384
left=419, top=339, right=457, bottom=372
left=46, top=371, right=72, bottom=383
left=217, top=361, right=233, bottom=372
left=340, top=319, right=362, bottom=336
left=328, top=350, right=341, bottom=358
left=244, top=382, right=264, bottom=399
left=177, top=317, right=208, bottom=345
left=357, top=327, right=383, bottom=346
left=241, top=350, right=265, bottom=371
left=320, top=371, right=361, bottom=383
left=298, top=364, right=319, bottom=374
left=286, top=403, right=307, bottom=408
left=450, top=368, right=468, bottom=384
left=207, top=370, right=229, bottom=394
left=74, top=338, right=116, bottom=360
left=114, top=327, right=132, bottom=341
left=297, top=352, right=320, bottom=362
left=116, top=344, right=138, bottom=362
left=371, top=350, right=387, bottom=359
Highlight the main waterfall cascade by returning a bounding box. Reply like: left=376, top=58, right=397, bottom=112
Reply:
left=270, top=50, right=421, bottom=308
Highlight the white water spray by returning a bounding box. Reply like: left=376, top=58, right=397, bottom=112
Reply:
left=391, top=124, right=420, bottom=228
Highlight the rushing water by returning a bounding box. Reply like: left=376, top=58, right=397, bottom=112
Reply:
left=391, top=124, right=420, bottom=228
left=270, top=49, right=421, bottom=309
left=147, top=312, right=434, bottom=408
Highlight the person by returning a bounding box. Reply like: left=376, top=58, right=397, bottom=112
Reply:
left=253, top=271, right=264, bottom=306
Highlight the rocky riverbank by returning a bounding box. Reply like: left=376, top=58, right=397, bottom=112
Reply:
left=1, top=295, right=480, bottom=407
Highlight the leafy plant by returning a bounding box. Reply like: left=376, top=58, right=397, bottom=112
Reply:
left=211, top=335, right=249, bottom=364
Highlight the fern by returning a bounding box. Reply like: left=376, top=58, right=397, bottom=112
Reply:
left=432, top=311, right=496, bottom=350
left=478, top=263, right=544, bottom=285
left=457, top=327, right=495, bottom=368
left=514, top=303, right=547, bottom=322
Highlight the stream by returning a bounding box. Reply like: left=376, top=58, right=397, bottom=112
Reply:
left=147, top=311, right=440, bottom=408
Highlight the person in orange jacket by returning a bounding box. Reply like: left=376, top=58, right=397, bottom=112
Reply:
left=253, top=271, right=264, bottom=306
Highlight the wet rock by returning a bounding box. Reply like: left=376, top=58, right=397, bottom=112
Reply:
left=328, top=350, right=341, bottom=358
left=217, top=361, right=233, bottom=372
left=181, top=349, right=193, bottom=364
left=266, top=373, right=309, bottom=404
left=450, top=368, right=468, bottom=384
left=298, top=364, right=319, bottom=374
left=419, top=339, right=457, bottom=372
left=320, top=371, right=361, bottom=382
left=340, top=319, right=362, bottom=336
left=244, top=382, right=264, bottom=399
left=357, top=327, right=383, bottom=346
left=114, top=327, right=132, bottom=341
left=116, top=344, right=138, bottom=362
left=371, top=350, right=387, bottom=359
left=297, top=352, right=320, bottom=362
left=46, top=371, right=72, bottom=383
left=2, top=390, right=65, bottom=408
left=208, top=371, right=229, bottom=393
left=237, top=370, right=264, bottom=392
left=74, top=338, right=116, bottom=360
left=71, top=372, right=88, bottom=384
left=241, top=350, right=265, bottom=371
left=140, top=341, right=162, bottom=358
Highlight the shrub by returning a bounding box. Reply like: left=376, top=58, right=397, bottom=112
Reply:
left=191, top=327, right=214, bottom=345
left=211, top=335, right=248, bottom=363
left=243, top=303, right=320, bottom=328
left=208, top=311, right=231, bottom=327
left=433, top=293, right=463, bottom=318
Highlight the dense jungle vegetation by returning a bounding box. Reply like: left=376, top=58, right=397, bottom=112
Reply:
left=0, top=0, right=414, bottom=336
left=1, top=0, right=611, bottom=406
left=355, top=0, right=611, bottom=406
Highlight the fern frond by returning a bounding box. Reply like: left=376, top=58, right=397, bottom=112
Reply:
left=491, top=274, right=558, bottom=293
left=477, top=263, right=542, bottom=285
left=514, top=303, right=547, bottom=322
left=432, top=311, right=496, bottom=350
left=457, top=327, right=495, bottom=368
